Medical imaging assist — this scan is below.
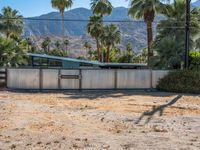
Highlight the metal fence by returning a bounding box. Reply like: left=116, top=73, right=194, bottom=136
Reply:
left=7, top=69, right=169, bottom=90
left=0, top=68, right=7, bottom=87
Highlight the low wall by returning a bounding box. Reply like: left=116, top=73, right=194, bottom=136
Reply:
left=7, top=69, right=169, bottom=90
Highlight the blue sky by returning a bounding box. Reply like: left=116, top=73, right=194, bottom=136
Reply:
left=0, top=0, right=198, bottom=17
left=0, top=0, right=129, bottom=17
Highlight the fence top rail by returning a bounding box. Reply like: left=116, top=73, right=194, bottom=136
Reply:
left=6, top=68, right=171, bottom=71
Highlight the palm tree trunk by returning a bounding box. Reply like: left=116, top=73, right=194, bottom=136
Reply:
left=106, top=45, right=111, bottom=62
left=61, top=11, right=65, bottom=40
left=146, top=21, right=153, bottom=62
left=96, top=38, right=101, bottom=62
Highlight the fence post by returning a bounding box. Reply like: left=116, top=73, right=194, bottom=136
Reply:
left=150, top=69, right=153, bottom=89
left=5, top=68, right=7, bottom=88
left=58, top=69, right=61, bottom=89
left=114, top=69, right=118, bottom=90
left=39, top=69, right=43, bottom=91
left=79, top=69, right=82, bottom=91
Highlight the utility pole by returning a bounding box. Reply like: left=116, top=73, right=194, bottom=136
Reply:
left=185, top=0, right=191, bottom=69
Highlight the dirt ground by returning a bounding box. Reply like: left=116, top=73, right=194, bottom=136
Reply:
left=0, top=90, right=200, bottom=150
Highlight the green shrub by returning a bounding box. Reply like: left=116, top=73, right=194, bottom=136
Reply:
left=190, top=51, right=200, bottom=70
left=157, top=70, right=200, bottom=94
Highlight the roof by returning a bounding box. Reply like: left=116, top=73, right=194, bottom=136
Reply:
left=27, top=53, right=148, bottom=68
left=27, top=53, right=103, bottom=66
left=103, top=63, right=147, bottom=67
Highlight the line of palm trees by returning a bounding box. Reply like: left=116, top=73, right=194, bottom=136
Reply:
left=50, top=0, right=173, bottom=62
left=1, top=0, right=195, bottom=64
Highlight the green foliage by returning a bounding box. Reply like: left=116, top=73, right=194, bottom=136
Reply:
left=47, top=48, right=67, bottom=57
left=157, top=70, right=200, bottom=94
left=128, top=0, right=170, bottom=61
left=0, top=6, right=23, bottom=38
left=41, top=37, right=51, bottom=52
left=91, top=0, right=113, bottom=17
left=100, top=24, right=121, bottom=62
left=0, top=37, right=27, bottom=67
left=51, top=0, right=73, bottom=12
left=152, top=1, right=200, bottom=69
left=190, top=51, right=200, bottom=70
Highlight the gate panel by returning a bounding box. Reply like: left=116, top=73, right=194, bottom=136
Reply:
left=60, top=70, right=80, bottom=89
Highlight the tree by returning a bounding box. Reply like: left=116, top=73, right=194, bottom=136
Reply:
left=26, top=37, right=33, bottom=51
left=100, top=24, right=121, bottom=62
left=64, top=39, right=69, bottom=51
left=55, top=41, right=61, bottom=49
left=0, top=6, right=23, bottom=38
left=152, top=0, right=200, bottom=69
left=128, top=0, right=169, bottom=62
left=0, top=38, right=27, bottom=67
left=91, top=0, right=113, bottom=18
left=87, top=16, right=103, bottom=61
left=41, top=37, right=51, bottom=53
left=51, top=0, right=73, bottom=39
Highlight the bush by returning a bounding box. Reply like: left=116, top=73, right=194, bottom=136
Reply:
left=190, top=51, right=200, bottom=70
left=157, top=70, right=200, bottom=94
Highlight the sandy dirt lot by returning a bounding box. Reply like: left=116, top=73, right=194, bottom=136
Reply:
left=0, top=90, right=200, bottom=150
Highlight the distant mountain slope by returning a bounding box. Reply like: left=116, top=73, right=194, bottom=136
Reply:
left=24, top=2, right=199, bottom=53
left=24, top=7, right=131, bottom=36
left=192, top=0, right=200, bottom=7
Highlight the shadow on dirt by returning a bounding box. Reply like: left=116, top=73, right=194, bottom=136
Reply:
left=135, top=95, right=182, bottom=124
left=61, top=91, right=180, bottom=100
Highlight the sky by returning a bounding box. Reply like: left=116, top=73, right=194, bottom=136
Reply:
left=0, top=0, right=198, bottom=17
left=0, top=0, right=129, bottom=17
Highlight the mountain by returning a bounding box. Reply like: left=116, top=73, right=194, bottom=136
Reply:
left=24, top=7, right=131, bottom=36
left=24, top=7, right=161, bottom=53
left=23, top=1, right=200, bottom=55
left=192, top=0, right=200, bottom=7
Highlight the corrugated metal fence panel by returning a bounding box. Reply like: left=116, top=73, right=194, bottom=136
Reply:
left=117, top=70, right=151, bottom=89
left=82, top=70, right=115, bottom=89
left=7, top=69, right=169, bottom=90
left=0, top=68, right=6, bottom=86
left=60, top=70, right=80, bottom=89
left=7, top=69, right=40, bottom=89
left=152, top=70, right=169, bottom=88
left=42, top=69, right=59, bottom=89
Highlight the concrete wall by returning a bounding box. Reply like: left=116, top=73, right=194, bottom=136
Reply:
left=7, top=69, right=169, bottom=90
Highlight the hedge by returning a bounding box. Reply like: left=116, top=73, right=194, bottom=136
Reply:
left=157, top=70, right=200, bottom=94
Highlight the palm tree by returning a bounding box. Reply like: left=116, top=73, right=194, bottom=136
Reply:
left=100, top=24, right=121, bottom=62
left=26, top=38, right=33, bottom=51
left=55, top=41, right=61, bottom=49
left=41, top=37, right=51, bottom=53
left=63, top=39, right=69, bottom=51
left=128, top=0, right=169, bottom=62
left=0, top=6, right=23, bottom=38
left=91, top=0, right=113, bottom=17
left=87, top=16, right=103, bottom=61
left=51, top=0, right=73, bottom=39
left=152, top=0, right=200, bottom=69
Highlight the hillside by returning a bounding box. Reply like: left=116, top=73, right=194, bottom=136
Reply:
left=24, top=1, right=200, bottom=54
left=24, top=7, right=161, bottom=53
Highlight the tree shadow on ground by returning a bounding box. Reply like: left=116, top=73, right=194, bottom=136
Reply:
left=135, top=95, right=182, bottom=125
left=60, top=91, right=181, bottom=100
